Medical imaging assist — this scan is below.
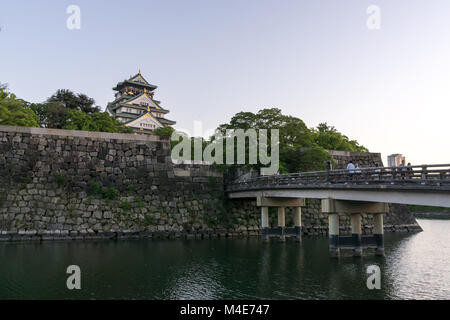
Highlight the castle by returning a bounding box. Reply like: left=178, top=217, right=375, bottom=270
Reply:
left=106, top=71, right=176, bottom=133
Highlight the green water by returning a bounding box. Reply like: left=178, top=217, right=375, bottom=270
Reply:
left=1, top=219, right=449, bottom=300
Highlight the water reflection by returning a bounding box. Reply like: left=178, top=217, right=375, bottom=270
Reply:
left=0, top=219, right=449, bottom=299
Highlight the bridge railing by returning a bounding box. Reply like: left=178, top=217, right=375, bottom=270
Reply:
left=226, top=164, right=450, bottom=192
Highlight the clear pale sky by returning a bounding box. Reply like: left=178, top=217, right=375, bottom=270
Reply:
left=1, top=0, right=450, bottom=166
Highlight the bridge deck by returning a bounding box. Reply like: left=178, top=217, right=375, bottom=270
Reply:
left=226, top=164, right=450, bottom=208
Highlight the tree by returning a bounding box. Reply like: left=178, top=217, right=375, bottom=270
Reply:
left=47, top=89, right=101, bottom=114
left=214, top=108, right=368, bottom=174
left=0, top=88, right=39, bottom=127
left=216, top=108, right=322, bottom=173
left=218, top=108, right=314, bottom=150
left=282, top=146, right=333, bottom=172
left=62, top=110, right=133, bottom=133
left=29, top=102, right=71, bottom=129
left=312, top=123, right=368, bottom=152
left=153, top=126, right=175, bottom=137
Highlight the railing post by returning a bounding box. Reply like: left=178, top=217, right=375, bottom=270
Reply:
left=326, top=160, right=331, bottom=183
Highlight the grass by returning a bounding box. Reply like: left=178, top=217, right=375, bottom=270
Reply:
left=54, top=173, right=67, bottom=188
left=120, top=201, right=132, bottom=211
left=408, top=205, right=450, bottom=213
left=89, top=181, right=117, bottom=200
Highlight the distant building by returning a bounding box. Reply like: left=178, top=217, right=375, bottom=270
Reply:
left=387, top=154, right=405, bottom=167
left=106, top=71, right=176, bottom=134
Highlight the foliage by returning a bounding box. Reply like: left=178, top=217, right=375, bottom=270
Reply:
left=120, top=201, right=132, bottom=211
left=215, top=108, right=366, bottom=173
left=217, top=108, right=314, bottom=150
left=0, top=88, right=39, bottom=127
left=282, top=146, right=333, bottom=172
left=153, top=126, right=175, bottom=137
left=53, top=173, right=67, bottom=188
left=29, top=102, right=70, bottom=129
left=27, top=89, right=132, bottom=133
left=312, top=123, right=368, bottom=152
left=47, top=89, right=101, bottom=114
left=407, top=205, right=450, bottom=213
left=89, top=181, right=117, bottom=200
left=62, top=109, right=133, bottom=133
left=216, top=108, right=324, bottom=173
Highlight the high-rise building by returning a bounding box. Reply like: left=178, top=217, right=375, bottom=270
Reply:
left=387, top=154, right=405, bottom=167
left=106, top=71, right=176, bottom=133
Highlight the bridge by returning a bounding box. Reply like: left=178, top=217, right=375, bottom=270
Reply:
left=226, top=164, right=450, bottom=257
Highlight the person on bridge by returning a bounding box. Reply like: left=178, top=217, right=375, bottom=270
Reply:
left=399, top=160, right=407, bottom=180
left=406, top=162, right=413, bottom=179
left=346, top=161, right=355, bottom=181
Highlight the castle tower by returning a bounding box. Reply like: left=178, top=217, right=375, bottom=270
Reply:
left=106, top=71, right=176, bottom=133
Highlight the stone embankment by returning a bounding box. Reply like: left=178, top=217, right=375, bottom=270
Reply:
left=0, top=125, right=421, bottom=242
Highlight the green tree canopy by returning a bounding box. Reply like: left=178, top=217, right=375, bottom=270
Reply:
left=217, top=108, right=314, bottom=151
left=62, top=110, right=133, bottom=133
left=26, top=89, right=133, bottom=133
left=0, top=88, right=39, bottom=127
left=153, top=126, right=175, bottom=137
left=215, top=108, right=367, bottom=174
left=48, top=89, right=101, bottom=114
left=312, top=122, right=368, bottom=152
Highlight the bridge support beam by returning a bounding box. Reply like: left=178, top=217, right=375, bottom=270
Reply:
left=293, top=207, right=302, bottom=242
left=261, top=206, right=269, bottom=243
left=257, top=197, right=306, bottom=243
left=351, top=213, right=362, bottom=257
left=373, top=213, right=384, bottom=256
left=277, top=207, right=286, bottom=242
left=322, top=199, right=388, bottom=257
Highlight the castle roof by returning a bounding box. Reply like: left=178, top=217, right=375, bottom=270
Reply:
left=113, top=72, right=158, bottom=91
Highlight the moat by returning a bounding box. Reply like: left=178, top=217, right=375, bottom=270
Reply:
left=1, top=219, right=449, bottom=300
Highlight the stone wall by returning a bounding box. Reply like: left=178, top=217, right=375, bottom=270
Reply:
left=0, top=126, right=421, bottom=242
left=0, top=126, right=238, bottom=241
left=327, top=150, right=384, bottom=169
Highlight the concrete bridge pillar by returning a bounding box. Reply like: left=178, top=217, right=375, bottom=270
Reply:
left=277, top=207, right=286, bottom=242
left=328, top=213, right=340, bottom=258
left=373, top=213, right=384, bottom=256
left=293, top=207, right=302, bottom=242
left=350, top=213, right=362, bottom=257
left=257, top=197, right=306, bottom=243
left=261, top=206, right=269, bottom=242
left=323, top=199, right=389, bottom=258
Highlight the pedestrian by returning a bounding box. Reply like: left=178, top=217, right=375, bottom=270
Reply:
left=406, top=162, right=413, bottom=179
left=346, top=161, right=355, bottom=181
left=399, top=160, right=407, bottom=180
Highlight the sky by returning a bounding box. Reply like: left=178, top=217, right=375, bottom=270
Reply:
left=1, top=0, right=450, bottom=166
